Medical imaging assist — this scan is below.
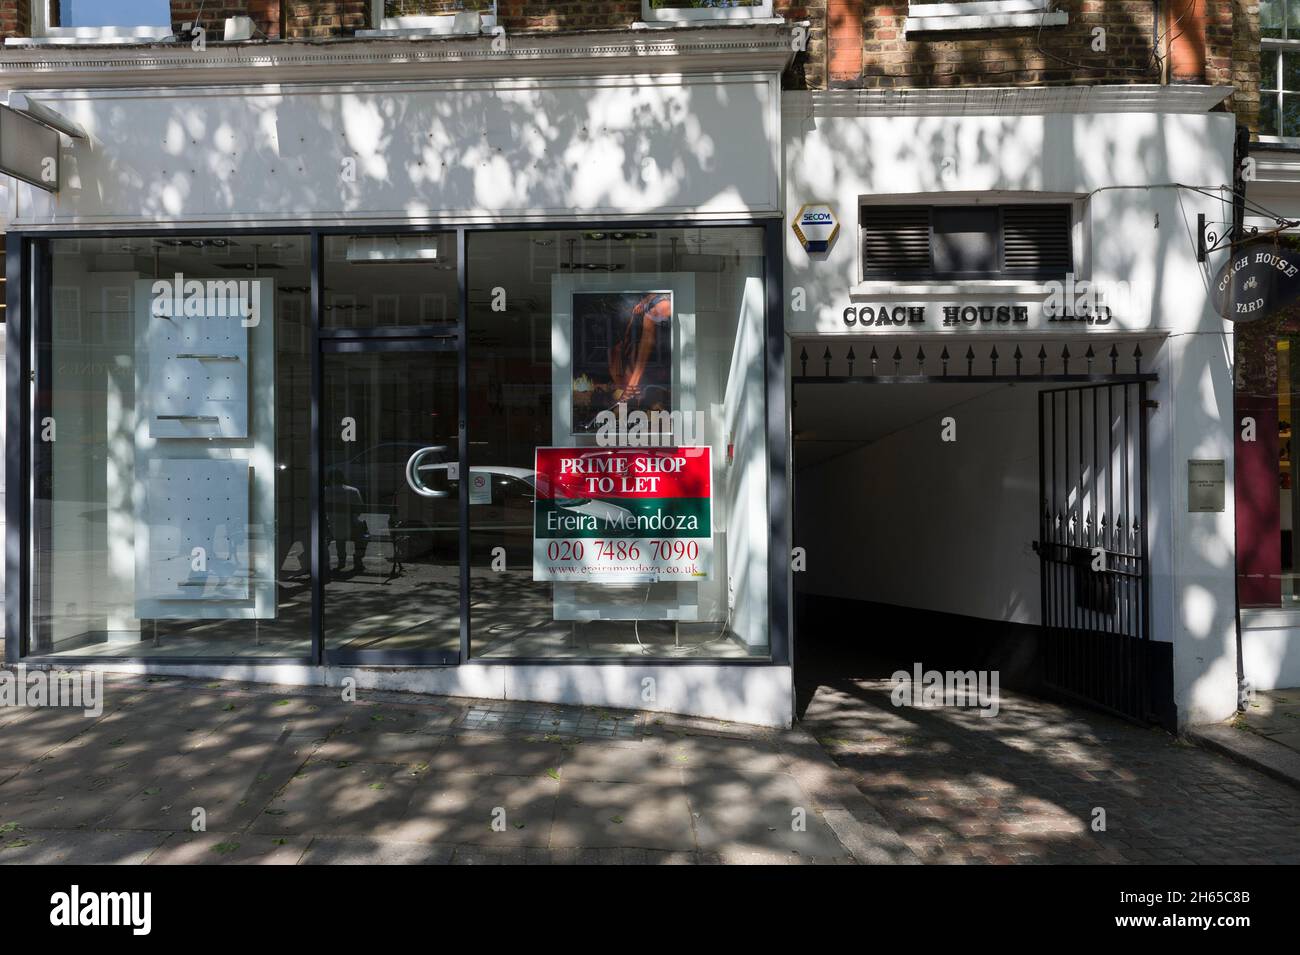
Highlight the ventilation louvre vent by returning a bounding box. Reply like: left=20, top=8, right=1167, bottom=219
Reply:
left=1002, top=205, right=1073, bottom=275
left=859, top=202, right=1074, bottom=280
left=861, top=206, right=931, bottom=276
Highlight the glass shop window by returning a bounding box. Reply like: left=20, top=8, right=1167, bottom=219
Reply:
left=466, top=227, right=770, bottom=659
left=30, top=236, right=312, bottom=658
left=321, top=233, right=457, bottom=329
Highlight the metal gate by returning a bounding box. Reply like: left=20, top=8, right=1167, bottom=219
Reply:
left=1036, top=383, right=1175, bottom=728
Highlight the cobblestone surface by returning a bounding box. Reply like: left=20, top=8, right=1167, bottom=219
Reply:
left=801, top=679, right=1300, bottom=865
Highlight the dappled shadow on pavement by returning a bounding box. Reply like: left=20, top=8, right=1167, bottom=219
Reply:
left=0, top=673, right=856, bottom=864
left=798, top=676, right=1300, bottom=865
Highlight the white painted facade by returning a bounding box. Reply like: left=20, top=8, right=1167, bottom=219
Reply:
left=0, top=27, right=1260, bottom=728
left=784, top=92, right=1243, bottom=727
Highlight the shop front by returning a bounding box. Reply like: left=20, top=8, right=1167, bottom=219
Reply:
left=3, top=29, right=795, bottom=726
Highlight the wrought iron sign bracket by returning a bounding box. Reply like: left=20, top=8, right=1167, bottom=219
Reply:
left=1197, top=212, right=1264, bottom=263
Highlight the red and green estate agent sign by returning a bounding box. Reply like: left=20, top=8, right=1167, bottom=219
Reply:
left=533, top=446, right=712, bottom=582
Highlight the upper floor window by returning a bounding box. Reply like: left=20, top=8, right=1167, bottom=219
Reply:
left=905, top=1, right=1067, bottom=35
left=642, top=1, right=775, bottom=23
left=860, top=204, right=1073, bottom=281
left=1261, top=1, right=1300, bottom=139
left=34, top=0, right=172, bottom=43
left=368, top=0, right=497, bottom=34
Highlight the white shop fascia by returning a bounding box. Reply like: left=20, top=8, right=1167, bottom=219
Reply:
left=782, top=85, right=1236, bottom=343
left=0, top=25, right=795, bottom=231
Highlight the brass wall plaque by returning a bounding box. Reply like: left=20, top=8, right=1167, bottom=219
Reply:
left=1188, top=459, right=1226, bottom=513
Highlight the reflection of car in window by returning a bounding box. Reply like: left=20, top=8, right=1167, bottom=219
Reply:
left=330, top=441, right=450, bottom=508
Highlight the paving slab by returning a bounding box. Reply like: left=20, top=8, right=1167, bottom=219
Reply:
left=1188, top=723, right=1300, bottom=791
left=299, top=836, right=456, bottom=865
left=212, top=698, right=352, bottom=740
left=0, top=744, right=161, bottom=830
left=425, top=735, right=570, bottom=777
left=395, top=772, right=557, bottom=846
left=343, top=700, right=462, bottom=733
left=553, top=738, right=676, bottom=784
left=102, top=745, right=309, bottom=831
left=249, top=759, right=425, bottom=837
left=682, top=768, right=848, bottom=861
left=457, top=700, right=637, bottom=740
left=550, top=780, right=696, bottom=851
left=143, top=831, right=309, bottom=865
left=0, top=709, right=104, bottom=761
left=313, top=710, right=452, bottom=765
left=0, top=675, right=902, bottom=864
left=105, top=690, right=249, bottom=724
left=45, top=714, right=218, bottom=761
left=0, top=828, right=169, bottom=865
left=662, top=735, right=789, bottom=774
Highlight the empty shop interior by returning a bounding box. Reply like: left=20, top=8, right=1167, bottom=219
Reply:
left=28, top=225, right=772, bottom=664
left=792, top=339, right=1160, bottom=711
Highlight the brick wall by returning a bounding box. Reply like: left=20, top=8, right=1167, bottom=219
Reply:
left=1231, top=0, right=1260, bottom=136
left=0, top=1, right=1259, bottom=111
left=283, top=0, right=368, bottom=38
left=777, top=1, right=827, bottom=90
left=173, top=1, right=282, bottom=39
left=855, top=1, right=1163, bottom=89
left=497, top=0, right=637, bottom=31
left=0, top=0, right=29, bottom=39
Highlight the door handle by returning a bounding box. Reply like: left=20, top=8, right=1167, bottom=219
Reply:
left=406, top=446, right=451, bottom=498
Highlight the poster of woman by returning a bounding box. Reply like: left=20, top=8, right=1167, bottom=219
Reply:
left=571, top=290, right=673, bottom=434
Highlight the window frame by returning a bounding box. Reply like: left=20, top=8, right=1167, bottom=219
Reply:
left=859, top=202, right=1075, bottom=283
left=365, top=0, right=498, bottom=35
left=26, top=0, right=174, bottom=45
left=1261, top=39, right=1300, bottom=143
left=6, top=218, right=790, bottom=670
left=640, top=1, right=776, bottom=25
left=905, top=0, right=1067, bottom=35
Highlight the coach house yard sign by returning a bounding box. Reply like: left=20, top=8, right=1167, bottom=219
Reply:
left=842, top=303, right=1113, bottom=328
left=1214, top=241, right=1300, bottom=323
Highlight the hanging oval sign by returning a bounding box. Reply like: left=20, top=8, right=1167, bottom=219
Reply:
left=1213, top=240, right=1300, bottom=322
